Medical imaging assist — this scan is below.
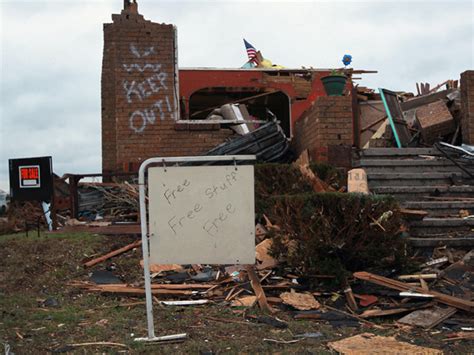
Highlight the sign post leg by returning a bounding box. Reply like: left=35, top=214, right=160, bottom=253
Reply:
left=138, top=163, right=156, bottom=340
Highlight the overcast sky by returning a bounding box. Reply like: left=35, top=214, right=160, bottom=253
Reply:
left=0, top=0, right=473, bottom=192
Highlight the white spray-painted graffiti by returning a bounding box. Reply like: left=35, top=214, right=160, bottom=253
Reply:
left=122, top=43, right=174, bottom=133
left=123, top=63, right=162, bottom=73
left=129, top=97, right=173, bottom=133
left=123, top=73, right=168, bottom=104
left=130, top=44, right=155, bottom=58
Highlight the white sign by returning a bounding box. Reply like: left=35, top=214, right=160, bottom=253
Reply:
left=148, top=165, right=255, bottom=264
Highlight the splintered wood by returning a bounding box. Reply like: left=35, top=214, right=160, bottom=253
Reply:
left=293, top=150, right=334, bottom=193
left=353, top=271, right=474, bottom=313
left=255, top=239, right=278, bottom=270
left=84, top=240, right=142, bottom=268
left=328, top=333, right=442, bottom=355
left=246, top=265, right=273, bottom=313
left=398, top=307, right=457, bottom=329
left=298, top=164, right=328, bottom=192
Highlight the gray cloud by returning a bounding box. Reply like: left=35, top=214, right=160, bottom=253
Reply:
left=1, top=0, right=473, bottom=191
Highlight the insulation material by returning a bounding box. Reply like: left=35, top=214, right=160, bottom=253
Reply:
left=280, top=291, right=320, bottom=310
left=328, top=333, right=442, bottom=355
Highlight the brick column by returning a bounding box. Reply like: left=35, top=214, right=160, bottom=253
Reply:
left=461, top=70, right=474, bottom=145
left=293, top=96, right=353, bottom=164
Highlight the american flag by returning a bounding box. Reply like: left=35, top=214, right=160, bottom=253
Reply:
left=243, top=39, right=258, bottom=63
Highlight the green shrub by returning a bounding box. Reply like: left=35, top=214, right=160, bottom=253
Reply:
left=266, top=192, right=407, bottom=283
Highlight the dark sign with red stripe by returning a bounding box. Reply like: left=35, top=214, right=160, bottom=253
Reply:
left=9, top=157, right=53, bottom=201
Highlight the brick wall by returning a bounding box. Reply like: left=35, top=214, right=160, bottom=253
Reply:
left=101, top=5, right=233, bottom=175
left=461, top=70, right=474, bottom=145
left=293, top=96, right=353, bottom=164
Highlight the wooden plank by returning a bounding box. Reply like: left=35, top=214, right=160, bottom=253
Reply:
left=246, top=265, right=273, bottom=313
left=398, top=274, right=437, bottom=281
left=87, top=286, right=194, bottom=296
left=84, top=240, right=142, bottom=267
left=379, top=88, right=412, bottom=148
left=51, top=224, right=141, bottom=235
left=398, top=306, right=456, bottom=329
left=400, top=89, right=454, bottom=111
left=360, top=308, right=413, bottom=318
left=353, top=271, right=474, bottom=313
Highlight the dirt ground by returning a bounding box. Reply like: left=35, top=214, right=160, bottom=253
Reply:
left=0, top=232, right=472, bottom=354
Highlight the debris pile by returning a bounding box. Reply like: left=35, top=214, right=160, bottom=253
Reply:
left=59, top=160, right=472, bottom=351
left=68, top=227, right=473, bottom=350
left=4, top=200, right=46, bottom=234
left=358, top=80, right=462, bottom=148
left=205, top=121, right=291, bottom=163
left=77, top=182, right=139, bottom=221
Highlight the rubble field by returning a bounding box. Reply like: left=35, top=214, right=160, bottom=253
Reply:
left=0, top=232, right=472, bottom=354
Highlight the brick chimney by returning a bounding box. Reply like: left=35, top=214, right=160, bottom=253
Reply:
left=101, top=2, right=178, bottom=175
left=123, top=0, right=138, bottom=14
left=100, top=2, right=233, bottom=177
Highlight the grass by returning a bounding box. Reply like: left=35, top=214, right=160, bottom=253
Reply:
left=0, top=232, right=471, bottom=353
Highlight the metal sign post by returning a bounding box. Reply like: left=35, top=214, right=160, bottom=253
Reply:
left=135, top=155, right=256, bottom=342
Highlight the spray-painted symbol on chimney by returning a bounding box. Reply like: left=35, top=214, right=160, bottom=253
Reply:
left=122, top=43, right=174, bottom=133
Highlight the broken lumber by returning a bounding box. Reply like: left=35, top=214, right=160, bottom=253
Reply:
left=246, top=265, right=273, bottom=313
left=84, top=239, right=142, bottom=268
left=83, top=285, right=194, bottom=297
left=398, top=274, right=437, bottom=281
left=344, top=287, right=359, bottom=311
left=69, top=281, right=214, bottom=296
left=398, top=306, right=456, bottom=329
left=353, top=271, right=474, bottom=313
left=255, top=239, right=278, bottom=270
left=297, top=164, right=328, bottom=192
left=360, top=308, right=414, bottom=318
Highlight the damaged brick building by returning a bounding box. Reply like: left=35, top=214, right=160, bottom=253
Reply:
left=101, top=2, right=474, bottom=177
left=100, top=1, right=365, bottom=175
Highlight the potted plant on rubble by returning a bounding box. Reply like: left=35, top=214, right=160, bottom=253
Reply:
left=321, top=69, right=348, bottom=96
left=321, top=54, right=352, bottom=96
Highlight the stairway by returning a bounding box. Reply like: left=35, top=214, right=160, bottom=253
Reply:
left=355, top=148, right=474, bottom=247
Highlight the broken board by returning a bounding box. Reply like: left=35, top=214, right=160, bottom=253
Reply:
left=148, top=165, right=255, bottom=264
left=398, top=306, right=456, bottom=329
left=379, top=88, right=412, bottom=148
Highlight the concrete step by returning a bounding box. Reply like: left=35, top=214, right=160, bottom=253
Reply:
left=368, top=172, right=463, bottom=187
left=408, top=236, right=474, bottom=247
left=360, top=148, right=441, bottom=159
left=371, top=185, right=474, bottom=200
left=355, top=158, right=459, bottom=174
left=401, top=201, right=474, bottom=217
left=408, top=217, right=474, bottom=237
